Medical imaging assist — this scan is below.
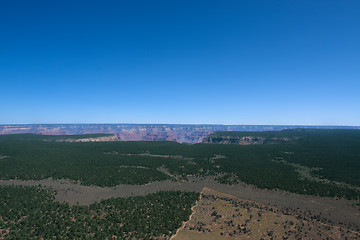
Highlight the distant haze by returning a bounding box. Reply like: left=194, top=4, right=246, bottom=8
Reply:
left=1, top=124, right=359, bottom=144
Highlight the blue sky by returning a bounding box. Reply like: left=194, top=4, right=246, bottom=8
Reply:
left=1, top=0, right=359, bottom=125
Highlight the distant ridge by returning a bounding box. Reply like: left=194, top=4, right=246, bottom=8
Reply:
left=0, top=124, right=359, bottom=144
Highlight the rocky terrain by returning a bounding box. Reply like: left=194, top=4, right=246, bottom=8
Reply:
left=203, top=136, right=266, bottom=145
left=203, top=135, right=302, bottom=145
left=173, top=188, right=360, bottom=240
left=1, top=124, right=359, bottom=144
left=55, top=134, right=118, bottom=142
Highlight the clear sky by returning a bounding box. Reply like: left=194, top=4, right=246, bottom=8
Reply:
left=1, top=0, right=359, bottom=125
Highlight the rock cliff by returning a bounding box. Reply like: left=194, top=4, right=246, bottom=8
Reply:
left=1, top=124, right=358, bottom=144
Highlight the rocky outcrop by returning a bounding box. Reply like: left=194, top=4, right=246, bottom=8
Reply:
left=203, top=136, right=265, bottom=145
left=56, top=135, right=118, bottom=142
left=203, top=134, right=304, bottom=145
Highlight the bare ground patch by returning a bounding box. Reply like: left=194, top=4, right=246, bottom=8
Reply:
left=172, top=187, right=360, bottom=239
left=0, top=177, right=359, bottom=231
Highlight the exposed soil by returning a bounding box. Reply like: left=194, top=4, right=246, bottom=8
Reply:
left=0, top=177, right=359, bottom=231
left=172, top=188, right=360, bottom=239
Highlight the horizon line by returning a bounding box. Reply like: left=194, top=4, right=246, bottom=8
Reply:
left=0, top=123, right=359, bottom=127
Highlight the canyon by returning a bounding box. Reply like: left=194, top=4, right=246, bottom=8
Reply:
left=1, top=124, right=359, bottom=144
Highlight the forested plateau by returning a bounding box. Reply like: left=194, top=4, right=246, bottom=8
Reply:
left=0, top=129, right=360, bottom=239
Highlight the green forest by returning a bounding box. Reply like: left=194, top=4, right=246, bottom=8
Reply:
left=0, top=185, right=198, bottom=239
left=0, top=130, right=360, bottom=199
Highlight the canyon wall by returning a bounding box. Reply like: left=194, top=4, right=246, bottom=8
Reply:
left=1, top=124, right=359, bottom=144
